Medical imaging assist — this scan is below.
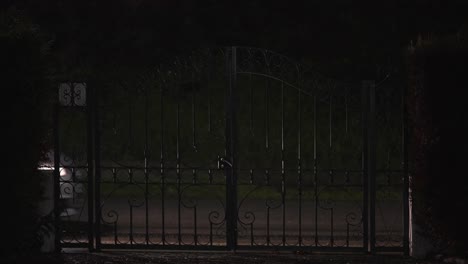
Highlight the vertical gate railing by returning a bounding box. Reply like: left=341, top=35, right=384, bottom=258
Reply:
left=86, top=82, right=95, bottom=251
left=92, top=83, right=102, bottom=251
left=402, top=83, right=410, bottom=256
left=225, top=47, right=239, bottom=251
left=362, top=80, right=369, bottom=253
left=53, top=103, right=60, bottom=252
left=362, top=80, right=376, bottom=254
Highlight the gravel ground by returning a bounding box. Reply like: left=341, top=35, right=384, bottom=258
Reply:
left=3, top=252, right=450, bottom=264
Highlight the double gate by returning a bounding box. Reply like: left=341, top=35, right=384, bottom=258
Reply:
left=54, top=47, right=409, bottom=253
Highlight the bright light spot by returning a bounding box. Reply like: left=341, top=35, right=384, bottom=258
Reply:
left=37, top=165, right=67, bottom=176
left=37, top=166, right=53, bottom=171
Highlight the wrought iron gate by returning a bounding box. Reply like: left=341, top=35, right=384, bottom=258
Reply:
left=54, top=47, right=409, bottom=253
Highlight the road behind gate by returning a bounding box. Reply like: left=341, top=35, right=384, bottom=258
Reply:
left=5, top=251, right=445, bottom=264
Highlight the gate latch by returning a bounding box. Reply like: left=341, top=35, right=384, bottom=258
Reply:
left=217, top=156, right=232, bottom=169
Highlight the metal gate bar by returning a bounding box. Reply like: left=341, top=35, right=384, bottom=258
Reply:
left=225, top=46, right=238, bottom=251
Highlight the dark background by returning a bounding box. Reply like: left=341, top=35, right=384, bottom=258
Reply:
left=2, top=0, right=468, bottom=79
left=1, top=0, right=467, bottom=259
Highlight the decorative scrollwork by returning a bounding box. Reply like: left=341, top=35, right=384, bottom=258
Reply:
left=265, top=198, right=282, bottom=210
left=237, top=185, right=262, bottom=219
left=215, top=221, right=226, bottom=237
left=318, top=197, right=336, bottom=210
left=208, top=210, right=224, bottom=225
left=74, top=86, right=82, bottom=101
left=101, top=209, right=119, bottom=225
left=317, top=186, right=337, bottom=210
left=59, top=82, right=87, bottom=106
left=60, top=182, right=73, bottom=197
left=180, top=184, right=198, bottom=208
left=238, top=211, right=256, bottom=226
left=127, top=196, right=144, bottom=208
left=345, top=212, right=361, bottom=226
left=207, top=202, right=226, bottom=241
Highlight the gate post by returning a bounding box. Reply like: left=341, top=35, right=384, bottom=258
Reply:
left=86, top=84, right=95, bottom=251
left=362, top=80, right=376, bottom=254
left=368, top=80, right=376, bottom=254
left=93, top=83, right=102, bottom=251
left=53, top=102, right=61, bottom=253
left=361, top=82, right=368, bottom=252
left=225, top=46, right=238, bottom=251
left=402, top=83, right=410, bottom=256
